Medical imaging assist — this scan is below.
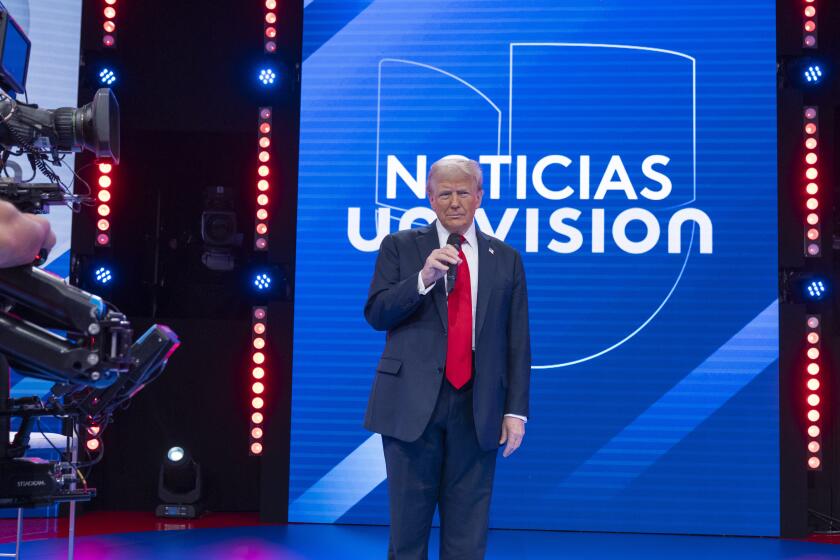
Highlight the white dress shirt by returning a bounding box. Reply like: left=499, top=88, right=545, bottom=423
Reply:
left=417, top=221, right=527, bottom=423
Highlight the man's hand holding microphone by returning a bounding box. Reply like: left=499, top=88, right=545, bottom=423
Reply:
left=420, top=245, right=462, bottom=290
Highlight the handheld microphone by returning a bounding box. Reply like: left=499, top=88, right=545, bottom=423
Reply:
left=446, top=234, right=462, bottom=295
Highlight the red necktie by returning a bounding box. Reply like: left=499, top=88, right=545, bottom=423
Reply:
left=446, top=237, right=472, bottom=389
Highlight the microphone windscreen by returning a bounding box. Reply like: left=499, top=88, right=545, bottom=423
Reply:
left=446, top=234, right=462, bottom=250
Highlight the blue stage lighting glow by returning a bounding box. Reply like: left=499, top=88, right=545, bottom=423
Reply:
left=99, top=68, right=116, bottom=86
left=804, top=65, right=823, bottom=84
left=259, top=68, right=277, bottom=86
left=94, top=267, right=113, bottom=285
left=806, top=279, right=827, bottom=300
left=254, top=273, right=273, bottom=291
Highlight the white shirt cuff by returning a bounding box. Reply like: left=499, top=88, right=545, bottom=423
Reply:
left=504, top=413, right=527, bottom=423
left=417, top=272, right=436, bottom=295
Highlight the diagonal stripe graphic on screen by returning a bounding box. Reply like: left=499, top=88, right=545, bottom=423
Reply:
left=289, top=434, right=385, bottom=523
left=557, top=299, right=778, bottom=497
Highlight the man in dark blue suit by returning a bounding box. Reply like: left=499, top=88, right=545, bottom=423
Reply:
left=364, top=156, right=531, bottom=559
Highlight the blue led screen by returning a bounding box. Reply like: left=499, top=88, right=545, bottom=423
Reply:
left=290, top=0, right=778, bottom=536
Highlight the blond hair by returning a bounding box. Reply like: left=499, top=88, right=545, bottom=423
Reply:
left=427, top=156, right=483, bottom=194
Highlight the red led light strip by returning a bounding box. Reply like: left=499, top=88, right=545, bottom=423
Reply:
left=264, top=0, right=278, bottom=53
left=250, top=306, right=267, bottom=455
left=803, top=107, right=820, bottom=257
left=805, top=315, right=822, bottom=470
left=255, top=107, right=272, bottom=251
left=85, top=423, right=102, bottom=454
left=102, top=0, right=117, bottom=47
left=95, top=162, right=113, bottom=246
left=803, top=0, right=817, bottom=49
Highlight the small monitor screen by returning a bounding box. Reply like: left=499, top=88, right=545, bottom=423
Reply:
left=1, top=13, right=29, bottom=92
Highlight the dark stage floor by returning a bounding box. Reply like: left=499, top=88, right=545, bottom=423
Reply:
left=0, top=513, right=838, bottom=559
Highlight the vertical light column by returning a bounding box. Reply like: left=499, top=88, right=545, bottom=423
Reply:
left=803, top=0, right=818, bottom=49
left=95, top=162, right=113, bottom=246
left=103, top=0, right=117, bottom=47
left=264, top=0, right=278, bottom=53
left=803, top=107, right=820, bottom=257
left=256, top=107, right=273, bottom=251
left=250, top=307, right=268, bottom=455
left=805, top=315, right=822, bottom=470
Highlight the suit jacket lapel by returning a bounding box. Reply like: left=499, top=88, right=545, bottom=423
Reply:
left=415, top=222, right=448, bottom=332
left=474, top=230, right=496, bottom=344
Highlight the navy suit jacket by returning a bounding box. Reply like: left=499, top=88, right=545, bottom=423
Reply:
left=363, top=221, right=530, bottom=451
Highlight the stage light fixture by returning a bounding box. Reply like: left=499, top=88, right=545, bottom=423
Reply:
left=94, top=266, right=113, bottom=285
left=98, top=68, right=116, bottom=85
left=167, top=446, right=184, bottom=462
left=102, top=0, right=117, bottom=47
left=802, top=107, right=821, bottom=257
left=95, top=158, right=114, bottom=246
left=805, top=279, right=827, bottom=300
left=263, top=0, right=278, bottom=53
left=254, top=273, right=272, bottom=291
left=805, top=315, right=823, bottom=470
left=250, top=307, right=269, bottom=455
left=156, top=447, right=203, bottom=519
left=258, top=68, right=277, bottom=86
left=255, top=107, right=273, bottom=251
left=804, top=65, right=823, bottom=84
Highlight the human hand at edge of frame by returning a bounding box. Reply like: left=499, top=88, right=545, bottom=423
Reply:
left=499, top=416, right=525, bottom=458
